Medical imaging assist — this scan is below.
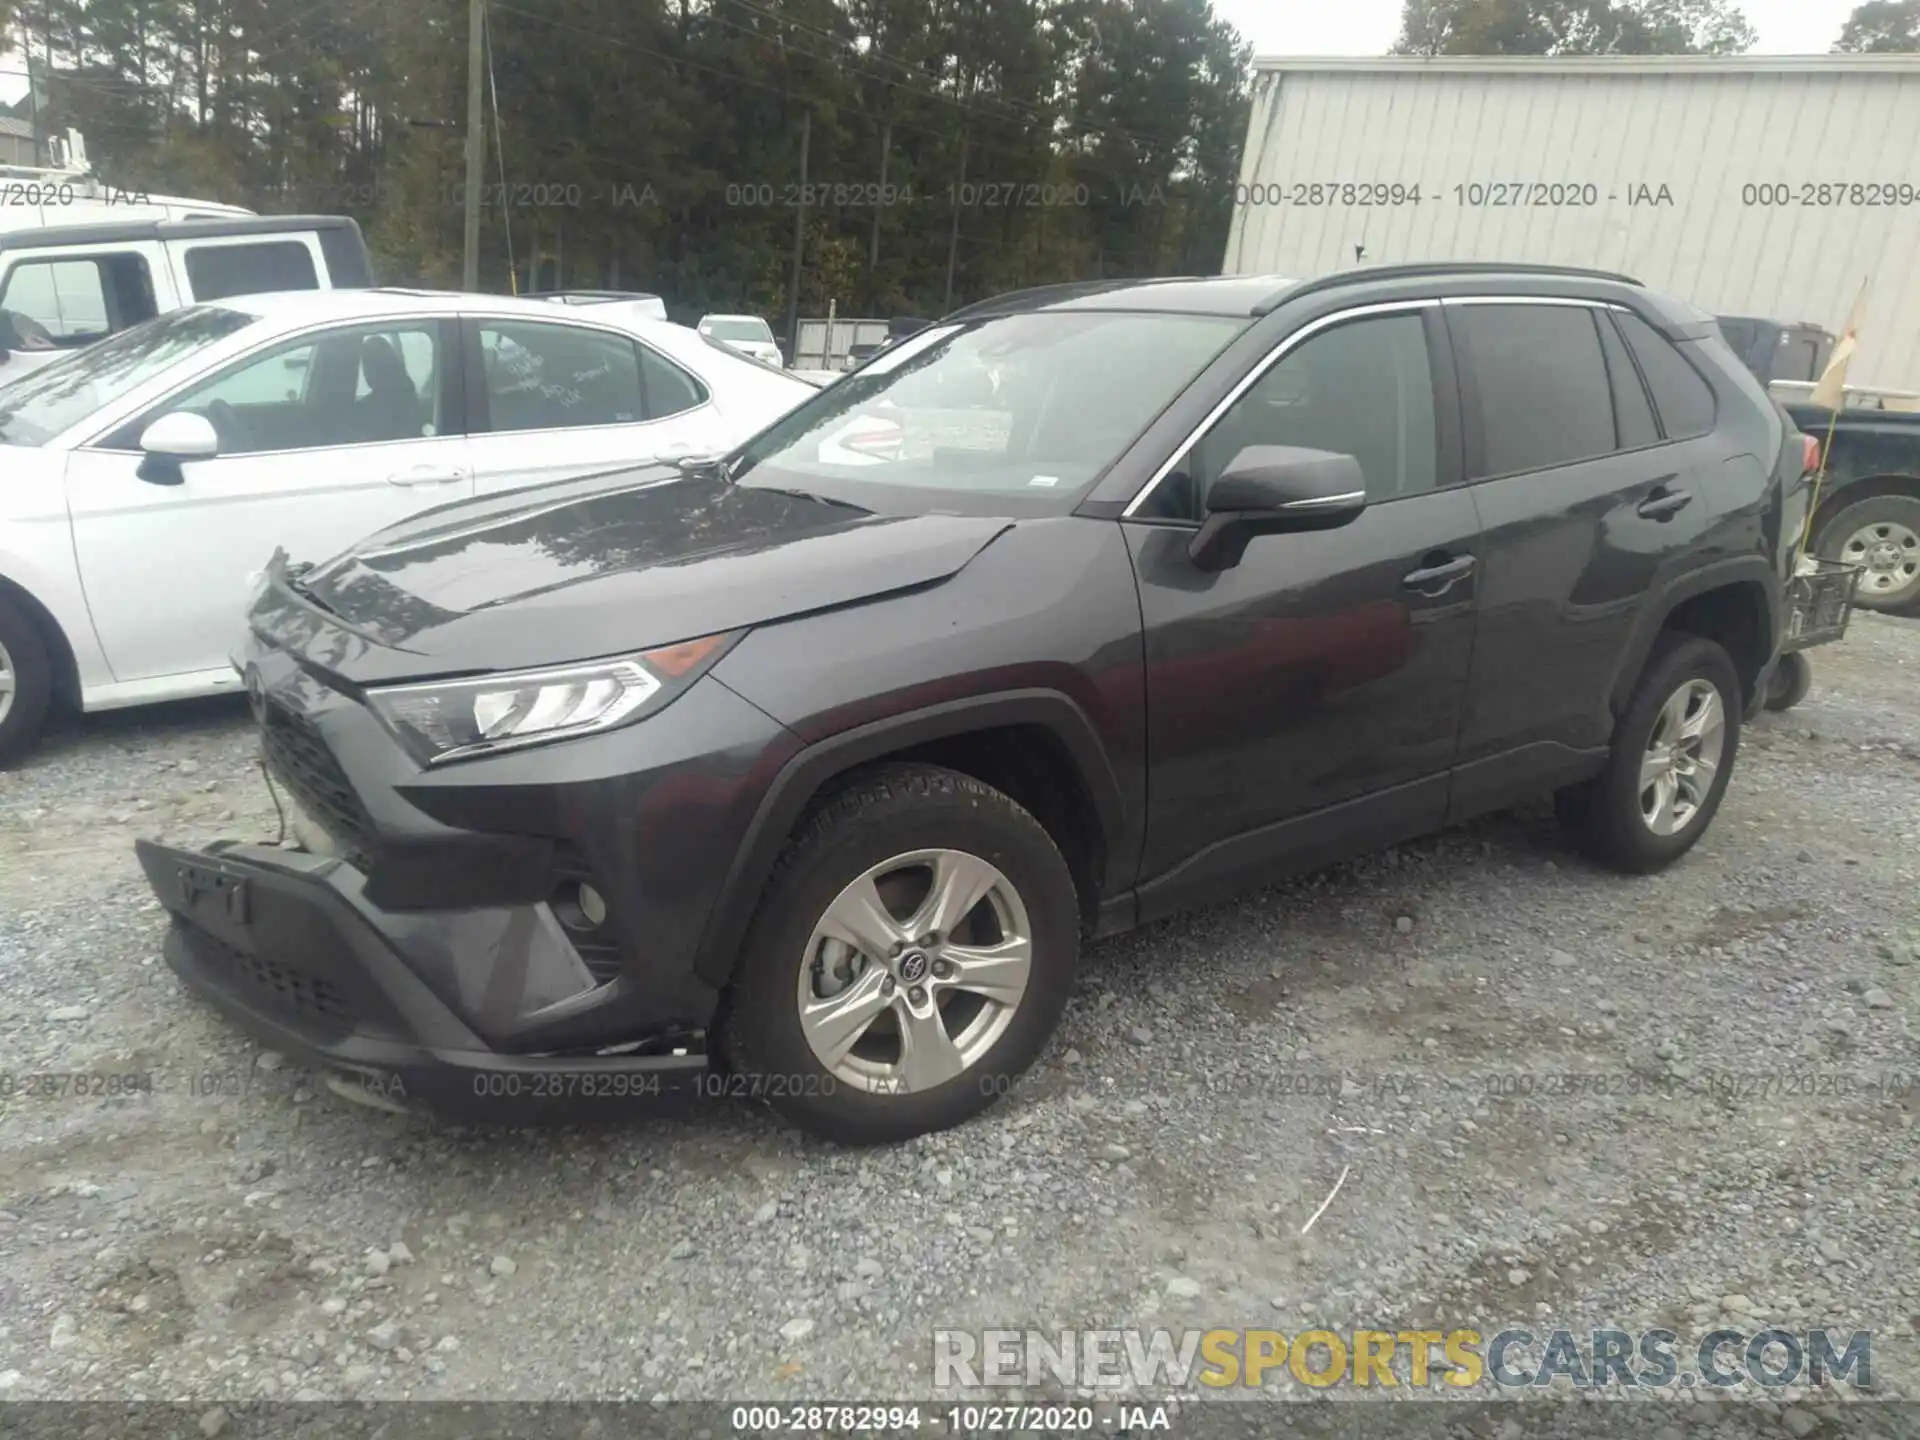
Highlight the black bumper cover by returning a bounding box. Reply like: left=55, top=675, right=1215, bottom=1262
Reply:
left=137, top=838, right=707, bottom=1122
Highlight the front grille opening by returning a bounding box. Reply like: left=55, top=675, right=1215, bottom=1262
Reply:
left=550, top=846, right=621, bottom=985
left=261, top=702, right=373, bottom=868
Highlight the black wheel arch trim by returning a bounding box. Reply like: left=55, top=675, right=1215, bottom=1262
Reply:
left=1609, top=556, right=1782, bottom=717
left=691, top=688, right=1127, bottom=989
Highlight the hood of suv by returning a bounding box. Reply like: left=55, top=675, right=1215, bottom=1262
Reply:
left=270, top=466, right=1011, bottom=680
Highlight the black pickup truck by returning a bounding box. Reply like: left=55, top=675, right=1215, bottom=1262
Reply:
left=1716, top=316, right=1920, bottom=613
left=1782, top=404, right=1920, bottom=614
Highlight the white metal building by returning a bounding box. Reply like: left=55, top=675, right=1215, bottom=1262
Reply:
left=1224, top=56, right=1920, bottom=386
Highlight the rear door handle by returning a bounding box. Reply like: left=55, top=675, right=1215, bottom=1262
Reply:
left=1402, top=554, right=1477, bottom=592
left=1637, top=487, right=1693, bottom=520
left=386, top=466, right=470, bottom=487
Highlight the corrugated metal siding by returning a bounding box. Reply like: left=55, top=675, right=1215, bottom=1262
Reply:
left=1226, top=61, right=1920, bottom=386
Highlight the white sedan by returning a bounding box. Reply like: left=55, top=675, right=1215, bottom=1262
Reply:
left=697, top=313, right=785, bottom=367
left=0, top=288, right=819, bottom=761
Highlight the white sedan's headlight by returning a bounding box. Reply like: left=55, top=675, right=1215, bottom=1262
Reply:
left=366, top=634, right=735, bottom=765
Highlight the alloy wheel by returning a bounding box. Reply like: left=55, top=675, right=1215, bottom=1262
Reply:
left=0, top=637, right=15, bottom=727
left=1639, top=678, right=1726, bottom=835
left=1840, top=517, right=1920, bottom=600
left=796, top=848, right=1032, bottom=1094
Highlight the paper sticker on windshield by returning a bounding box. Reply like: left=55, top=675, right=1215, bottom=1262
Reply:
left=1028, top=474, right=1060, bottom=488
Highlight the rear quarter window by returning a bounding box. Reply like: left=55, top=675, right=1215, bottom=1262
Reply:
left=1616, top=311, right=1717, bottom=440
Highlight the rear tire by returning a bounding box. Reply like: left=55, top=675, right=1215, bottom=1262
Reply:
left=719, top=763, right=1079, bottom=1146
left=1557, top=633, right=1741, bottom=874
left=1764, top=651, right=1812, bottom=712
left=0, top=595, right=54, bottom=768
left=1814, top=494, right=1920, bottom=613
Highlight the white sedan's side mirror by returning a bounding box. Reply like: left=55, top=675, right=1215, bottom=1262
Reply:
left=139, top=411, right=221, bottom=461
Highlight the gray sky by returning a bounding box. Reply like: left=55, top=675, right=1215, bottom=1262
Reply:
left=1212, top=0, right=1856, bottom=56
left=0, top=0, right=1863, bottom=112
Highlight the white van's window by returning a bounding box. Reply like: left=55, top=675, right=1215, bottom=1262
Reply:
left=183, top=241, right=319, bottom=301
left=0, top=253, right=158, bottom=346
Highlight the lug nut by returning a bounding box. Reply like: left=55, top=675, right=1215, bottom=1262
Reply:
left=932, top=959, right=954, bottom=979
left=919, top=932, right=940, bottom=947
left=882, top=977, right=897, bottom=996
left=908, top=986, right=928, bottom=1007
left=890, top=941, right=904, bottom=956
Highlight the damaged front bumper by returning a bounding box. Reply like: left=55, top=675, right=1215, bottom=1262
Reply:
left=136, top=837, right=707, bottom=1121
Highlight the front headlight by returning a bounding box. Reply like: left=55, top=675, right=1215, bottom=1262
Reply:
left=366, top=632, right=737, bottom=765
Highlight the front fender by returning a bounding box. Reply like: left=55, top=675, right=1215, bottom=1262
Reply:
left=690, top=688, right=1127, bottom=988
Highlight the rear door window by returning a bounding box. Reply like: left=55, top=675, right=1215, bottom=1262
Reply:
left=1451, top=303, right=1616, bottom=477
left=183, top=241, right=320, bottom=301
left=476, top=320, right=707, bottom=431
left=478, top=320, right=645, bottom=432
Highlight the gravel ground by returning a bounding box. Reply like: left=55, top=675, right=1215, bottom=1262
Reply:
left=0, top=615, right=1915, bottom=1422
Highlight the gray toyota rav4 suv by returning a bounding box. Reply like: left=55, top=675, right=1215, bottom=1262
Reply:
left=135, top=264, right=1812, bottom=1144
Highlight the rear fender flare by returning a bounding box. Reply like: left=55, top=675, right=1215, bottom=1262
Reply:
left=1609, top=557, right=1781, bottom=717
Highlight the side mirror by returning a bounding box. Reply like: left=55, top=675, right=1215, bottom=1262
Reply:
left=136, top=411, right=220, bottom=486
left=1188, top=445, right=1367, bottom=573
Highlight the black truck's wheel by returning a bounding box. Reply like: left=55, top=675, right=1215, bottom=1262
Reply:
left=1764, top=651, right=1812, bottom=712
left=0, top=594, right=54, bottom=768
left=1556, top=633, right=1741, bottom=874
left=720, top=764, right=1080, bottom=1146
left=1815, top=495, right=1920, bottom=612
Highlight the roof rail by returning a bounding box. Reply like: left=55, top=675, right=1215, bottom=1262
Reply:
left=1260, top=261, right=1644, bottom=312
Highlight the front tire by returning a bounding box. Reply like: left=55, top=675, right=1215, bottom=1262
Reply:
left=1557, top=633, right=1741, bottom=873
left=1764, top=651, right=1812, bottom=712
left=1815, top=494, right=1920, bottom=613
left=720, top=763, right=1079, bottom=1146
left=0, top=595, right=54, bottom=768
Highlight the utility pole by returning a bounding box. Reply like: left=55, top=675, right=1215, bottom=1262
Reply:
left=784, top=108, right=811, bottom=357
left=867, top=119, right=891, bottom=307
left=26, top=37, right=45, bottom=167
left=943, top=128, right=969, bottom=312
left=462, top=0, right=486, bottom=290
left=27, top=9, right=50, bottom=167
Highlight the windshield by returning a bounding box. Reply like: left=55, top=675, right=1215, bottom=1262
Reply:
left=0, top=306, right=255, bottom=446
left=705, top=318, right=774, bottom=344
left=730, top=310, right=1244, bottom=510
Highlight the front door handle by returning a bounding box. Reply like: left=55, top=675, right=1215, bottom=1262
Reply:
left=386, top=466, right=470, bottom=487
left=1402, top=554, right=1477, bottom=593
left=1637, top=487, right=1693, bottom=520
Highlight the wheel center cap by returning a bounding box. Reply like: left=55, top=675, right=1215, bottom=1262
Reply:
left=896, top=949, right=931, bottom=984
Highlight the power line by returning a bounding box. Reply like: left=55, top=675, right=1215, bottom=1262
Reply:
left=483, top=0, right=517, bottom=290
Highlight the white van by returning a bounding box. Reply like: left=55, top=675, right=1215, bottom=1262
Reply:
left=0, top=213, right=375, bottom=381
